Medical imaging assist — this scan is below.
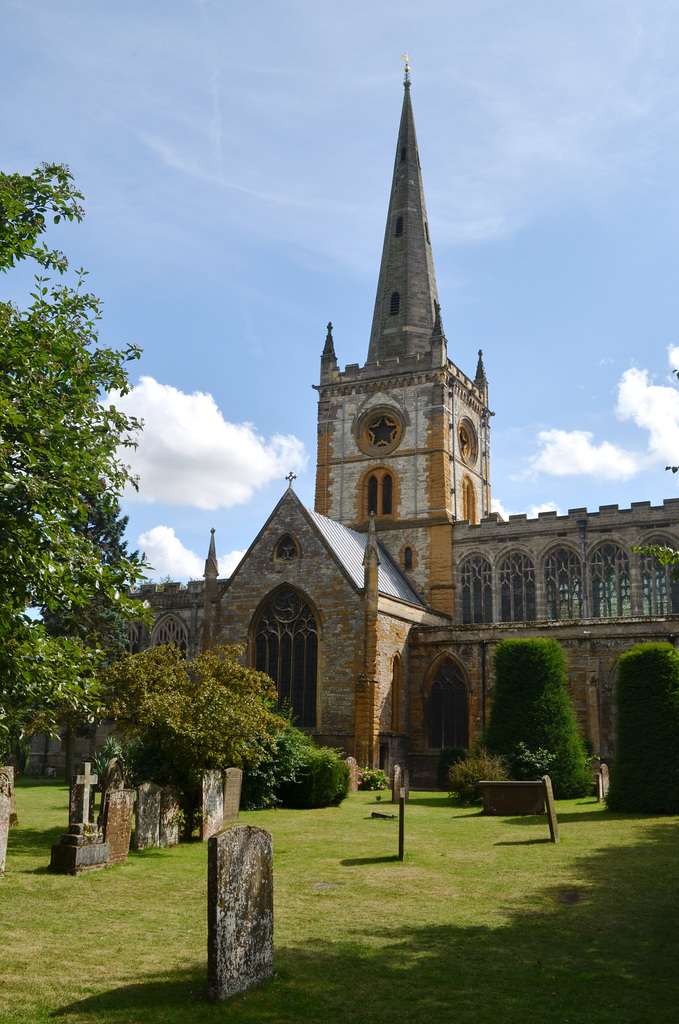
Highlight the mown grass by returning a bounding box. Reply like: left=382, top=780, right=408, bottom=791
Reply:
left=1, top=779, right=678, bottom=1023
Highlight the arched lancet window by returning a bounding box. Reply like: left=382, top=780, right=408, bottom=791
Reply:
left=640, top=542, right=679, bottom=615
left=426, top=659, right=469, bottom=749
left=404, top=546, right=413, bottom=571
left=462, top=477, right=477, bottom=525
left=390, top=291, right=400, bottom=316
left=275, top=533, right=299, bottom=562
left=152, top=615, right=188, bottom=655
left=254, top=587, right=318, bottom=728
left=395, top=216, right=403, bottom=236
left=499, top=553, right=536, bottom=622
left=382, top=473, right=393, bottom=515
left=391, top=655, right=402, bottom=733
left=545, top=547, right=582, bottom=620
left=590, top=544, right=630, bottom=618
left=128, top=622, right=141, bottom=655
left=460, top=556, right=492, bottom=624
left=367, top=475, right=378, bottom=515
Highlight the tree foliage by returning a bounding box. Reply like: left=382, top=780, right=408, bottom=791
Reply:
left=0, top=163, right=147, bottom=739
left=607, top=643, right=679, bottom=813
left=102, top=644, right=284, bottom=788
left=485, top=638, right=591, bottom=799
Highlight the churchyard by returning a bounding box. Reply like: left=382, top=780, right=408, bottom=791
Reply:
left=2, top=778, right=678, bottom=1024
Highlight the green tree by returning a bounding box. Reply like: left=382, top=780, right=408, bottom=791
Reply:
left=102, top=644, right=285, bottom=833
left=485, top=638, right=592, bottom=799
left=0, top=163, right=146, bottom=740
left=607, top=643, right=679, bottom=813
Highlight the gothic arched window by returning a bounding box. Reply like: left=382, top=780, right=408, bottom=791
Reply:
left=640, top=543, right=679, bottom=615
left=254, top=587, right=318, bottom=728
left=460, top=556, right=492, bottom=624
left=274, top=533, right=299, bottom=562
left=404, top=546, right=413, bottom=571
left=390, top=291, right=400, bottom=315
left=151, top=615, right=187, bottom=655
left=426, top=659, right=469, bottom=749
left=368, top=475, right=378, bottom=515
left=545, top=547, right=582, bottom=620
left=499, top=553, right=536, bottom=622
left=382, top=473, right=393, bottom=515
left=590, top=544, right=631, bottom=618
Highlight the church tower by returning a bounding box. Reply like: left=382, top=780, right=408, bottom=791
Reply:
left=314, top=70, right=491, bottom=617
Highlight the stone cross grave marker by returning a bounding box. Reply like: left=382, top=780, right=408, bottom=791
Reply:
left=135, top=781, right=162, bottom=850
left=201, top=770, right=224, bottom=841
left=223, top=768, right=243, bottom=825
left=50, top=763, right=109, bottom=874
left=103, top=790, right=135, bottom=865
left=207, top=824, right=274, bottom=1002
left=160, top=786, right=181, bottom=847
left=345, top=757, right=358, bottom=793
left=0, top=767, right=13, bottom=877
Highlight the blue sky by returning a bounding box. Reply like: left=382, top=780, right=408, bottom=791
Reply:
left=4, top=0, right=679, bottom=580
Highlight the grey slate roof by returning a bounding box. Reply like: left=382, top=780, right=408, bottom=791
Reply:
left=305, top=507, right=426, bottom=607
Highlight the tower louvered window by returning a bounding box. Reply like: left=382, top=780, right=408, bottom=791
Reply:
left=590, top=544, right=630, bottom=618
left=499, top=553, right=536, bottom=622
left=390, top=291, right=400, bottom=315
left=545, top=548, right=582, bottom=620
left=395, top=216, right=403, bottom=236
left=460, top=556, right=492, bottom=624
left=426, top=659, right=469, bottom=749
left=254, top=587, right=318, bottom=728
left=640, top=544, right=679, bottom=615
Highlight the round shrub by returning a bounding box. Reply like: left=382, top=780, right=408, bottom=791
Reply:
left=436, top=747, right=467, bottom=789
left=486, top=638, right=591, bottom=799
left=278, top=745, right=350, bottom=809
left=448, top=748, right=508, bottom=805
left=607, top=643, right=679, bottom=813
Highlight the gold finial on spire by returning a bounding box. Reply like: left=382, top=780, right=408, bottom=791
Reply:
left=400, top=51, right=411, bottom=85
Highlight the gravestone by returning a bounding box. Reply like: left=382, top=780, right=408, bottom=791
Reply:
left=45, top=766, right=57, bottom=779
left=595, top=771, right=604, bottom=802
left=391, top=765, right=409, bottom=804
left=207, top=825, right=274, bottom=1002
left=600, top=762, right=610, bottom=798
left=103, top=789, right=135, bottom=865
left=135, top=781, right=162, bottom=850
left=0, top=767, right=13, bottom=877
left=223, top=768, right=243, bottom=825
left=542, top=775, right=559, bottom=843
left=345, top=757, right=359, bottom=793
left=4, top=765, right=18, bottom=827
left=50, top=763, right=109, bottom=874
left=201, top=770, right=223, bottom=841
left=159, top=786, right=181, bottom=847
left=97, top=756, right=125, bottom=823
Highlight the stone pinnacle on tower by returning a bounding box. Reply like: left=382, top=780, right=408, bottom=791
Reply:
left=366, top=65, right=440, bottom=364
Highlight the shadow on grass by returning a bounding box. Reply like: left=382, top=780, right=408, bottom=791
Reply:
left=52, top=820, right=679, bottom=1024
left=339, top=855, right=400, bottom=866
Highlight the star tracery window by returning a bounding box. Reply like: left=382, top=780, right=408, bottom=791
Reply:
left=367, top=414, right=399, bottom=448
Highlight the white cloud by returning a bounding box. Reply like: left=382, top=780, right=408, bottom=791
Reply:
left=138, top=525, right=246, bottom=580
left=616, top=363, right=679, bottom=464
left=110, top=376, right=307, bottom=510
left=526, top=429, right=642, bottom=480
left=491, top=498, right=562, bottom=520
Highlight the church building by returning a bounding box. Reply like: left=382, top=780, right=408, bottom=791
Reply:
left=117, top=76, right=679, bottom=785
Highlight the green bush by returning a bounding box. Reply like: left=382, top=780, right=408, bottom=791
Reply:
left=448, top=747, right=509, bottom=805
left=436, top=747, right=467, bottom=789
left=607, top=643, right=679, bottom=813
left=241, top=724, right=314, bottom=810
left=485, top=638, right=591, bottom=799
left=508, top=742, right=556, bottom=781
left=278, top=745, right=350, bottom=809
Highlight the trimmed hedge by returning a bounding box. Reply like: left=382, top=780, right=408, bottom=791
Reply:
left=607, top=642, right=679, bottom=813
left=485, top=638, right=591, bottom=799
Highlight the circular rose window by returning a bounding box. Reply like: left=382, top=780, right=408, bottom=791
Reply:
left=356, top=408, right=404, bottom=456
left=458, top=420, right=478, bottom=466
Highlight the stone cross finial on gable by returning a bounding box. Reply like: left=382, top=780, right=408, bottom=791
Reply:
left=285, top=472, right=297, bottom=488
left=75, top=762, right=98, bottom=822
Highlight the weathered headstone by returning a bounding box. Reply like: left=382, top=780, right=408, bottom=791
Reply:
left=159, top=786, right=181, bottom=847
left=50, top=763, right=109, bottom=874
left=542, top=775, right=559, bottom=844
left=134, top=781, right=162, bottom=850
left=345, top=757, right=359, bottom=793
left=391, top=764, right=409, bottom=804
left=223, top=768, right=243, bottom=825
left=207, top=825, right=274, bottom=1002
left=0, top=767, right=13, bottom=877
left=45, top=765, right=57, bottom=779
left=600, top=762, right=610, bottom=798
left=201, top=770, right=224, bottom=841
left=97, top=756, right=125, bottom=823
left=4, top=766, right=18, bottom=827
left=103, top=789, right=135, bottom=865
left=595, top=771, right=604, bottom=802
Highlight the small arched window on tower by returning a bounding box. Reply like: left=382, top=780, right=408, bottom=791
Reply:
left=382, top=473, right=393, bottom=515
left=404, top=546, right=413, bottom=571
left=367, top=475, right=378, bottom=515
left=400, top=146, right=406, bottom=163
left=390, top=291, right=400, bottom=316
left=395, top=216, right=403, bottom=237
left=462, top=477, right=477, bottom=525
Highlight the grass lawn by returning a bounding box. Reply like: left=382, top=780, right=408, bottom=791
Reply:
left=1, top=780, right=678, bottom=1024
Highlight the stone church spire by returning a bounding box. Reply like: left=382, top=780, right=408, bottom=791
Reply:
left=366, top=78, right=440, bottom=364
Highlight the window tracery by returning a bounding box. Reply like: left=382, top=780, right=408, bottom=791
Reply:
left=640, top=542, right=679, bottom=615
left=460, top=556, right=492, bottom=624
left=274, top=533, right=299, bottom=562
left=499, top=552, right=536, bottom=622
left=545, top=548, right=582, bottom=620
left=151, top=615, right=188, bottom=655
left=590, top=544, right=631, bottom=618
left=254, top=587, right=318, bottom=728
left=363, top=468, right=396, bottom=519
left=426, top=658, right=469, bottom=749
